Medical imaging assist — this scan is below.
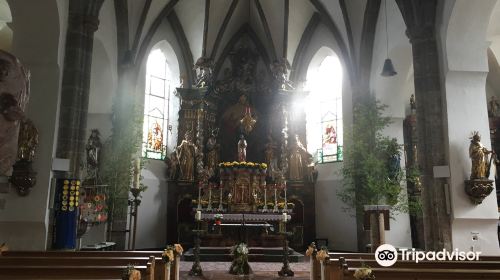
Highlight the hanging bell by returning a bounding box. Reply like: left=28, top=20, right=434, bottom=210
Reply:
left=381, top=58, right=397, bottom=77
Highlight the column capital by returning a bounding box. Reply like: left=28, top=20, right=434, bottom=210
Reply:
left=68, top=0, right=104, bottom=32
left=396, top=0, right=437, bottom=43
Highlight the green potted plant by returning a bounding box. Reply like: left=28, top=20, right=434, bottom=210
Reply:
left=338, top=97, right=420, bottom=251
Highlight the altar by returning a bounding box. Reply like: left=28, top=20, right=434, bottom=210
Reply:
left=164, top=35, right=317, bottom=251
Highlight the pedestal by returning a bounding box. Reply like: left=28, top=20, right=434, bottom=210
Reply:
left=464, top=179, right=494, bottom=205
left=363, top=205, right=390, bottom=252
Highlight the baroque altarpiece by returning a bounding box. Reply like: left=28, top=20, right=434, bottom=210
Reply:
left=164, top=35, right=317, bottom=251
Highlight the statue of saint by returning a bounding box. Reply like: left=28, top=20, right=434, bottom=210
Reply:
left=176, top=132, right=197, bottom=182
left=0, top=50, right=30, bottom=177
left=206, top=128, right=220, bottom=174
left=289, top=135, right=307, bottom=181
left=488, top=96, right=500, bottom=117
left=164, top=151, right=179, bottom=180
left=238, top=135, right=247, bottom=162
left=264, top=135, right=278, bottom=178
left=410, top=94, right=416, bottom=111
left=469, top=132, right=493, bottom=179
left=85, top=129, right=102, bottom=177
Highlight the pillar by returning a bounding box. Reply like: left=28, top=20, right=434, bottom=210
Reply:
left=55, top=0, right=104, bottom=178
left=396, top=0, right=452, bottom=250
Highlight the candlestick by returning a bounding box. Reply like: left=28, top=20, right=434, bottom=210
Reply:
left=283, top=185, right=288, bottom=212
left=263, top=188, right=268, bottom=212
left=218, top=186, right=223, bottom=211
left=132, top=158, right=140, bottom=188
left=197, top=185, right=202, bottom=210
left=273, top=186, right=279, bottom=213
left=207, top=185, right=213, bottom=211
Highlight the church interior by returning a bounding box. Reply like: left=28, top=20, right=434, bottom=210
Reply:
left=1, top=0, right=500, bottom=279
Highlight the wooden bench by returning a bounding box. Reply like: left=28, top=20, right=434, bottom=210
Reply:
left=0, top=253, right=164, bottom=280
left=311, top=252, right=500, bottom=280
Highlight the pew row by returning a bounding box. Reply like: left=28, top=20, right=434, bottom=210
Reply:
left=0, top=253, right=181, bottom=280
left=311, top=252, right=500, bottom=280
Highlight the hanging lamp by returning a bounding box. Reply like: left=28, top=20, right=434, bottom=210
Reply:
left=381, top=0, right=397, bottom=77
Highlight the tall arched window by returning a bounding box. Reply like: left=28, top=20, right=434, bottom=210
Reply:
left=142, top=47, right=179, bottom=160
left=305, top=53, right=343, bottom=163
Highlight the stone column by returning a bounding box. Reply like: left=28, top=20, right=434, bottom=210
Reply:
left=396, top=0, right=452, bottom=250
left=55, top=0, right=104, bottom=178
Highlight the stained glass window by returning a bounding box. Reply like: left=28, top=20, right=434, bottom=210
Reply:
left=305, top=55, right=343, bottom=163
left=142, top=49, right=174, bottom=160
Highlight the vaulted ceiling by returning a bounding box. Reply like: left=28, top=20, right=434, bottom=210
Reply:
left=118, top=0, right=373, bottom=76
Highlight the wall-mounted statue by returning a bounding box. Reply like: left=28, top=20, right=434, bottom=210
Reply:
left=10, top=119, right=38, bottom=196
left=85, top=129, right=102, bottom=179
left=270, top=58, right=293, bottom=90
left=469, top=132, right=493, bottom=179
left=176, top=131, right=197, bottom=182
left=465, top=131, right=496, bottom=204
left=264, top=135, right=278, bottom=179
left=0, top=50, right=30, bottom=178
left=488, top=96, right=500, bottom=117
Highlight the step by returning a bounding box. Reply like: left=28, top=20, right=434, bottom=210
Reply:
left=183, top=247, right=304, bottom=263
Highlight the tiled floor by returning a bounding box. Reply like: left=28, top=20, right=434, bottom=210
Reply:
left=179, top=261, right=310, bottom=279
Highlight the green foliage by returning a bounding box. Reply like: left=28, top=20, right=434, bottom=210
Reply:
left=100, top=98, right=144, bottom=222
left=338, top=97, right=421, bottom=215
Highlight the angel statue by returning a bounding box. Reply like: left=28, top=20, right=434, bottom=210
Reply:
left=469, top=132, right=494, bottom=179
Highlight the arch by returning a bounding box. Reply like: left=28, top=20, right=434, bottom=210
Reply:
left=214, top=23, right=272, bottom=78
left=0, top=0, right=12, bottom=51
left=304, top=47, right=344, bottom=163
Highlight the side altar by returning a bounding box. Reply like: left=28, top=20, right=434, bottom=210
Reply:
left=164, top=38, right=317, bottom=251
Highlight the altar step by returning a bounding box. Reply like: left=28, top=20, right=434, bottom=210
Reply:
left=183, top=247, right=304, bottom=263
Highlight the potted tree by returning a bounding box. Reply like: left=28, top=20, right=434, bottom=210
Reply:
left=338, top=97, right=420, bottom=252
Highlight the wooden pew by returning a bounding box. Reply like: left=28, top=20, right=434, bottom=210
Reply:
left=315, top=252, right=500, bottom=280
left=0, top=255, right=156, bottom=280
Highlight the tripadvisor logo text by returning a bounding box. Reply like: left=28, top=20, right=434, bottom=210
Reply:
left=375, top=244, right=481, bottom=266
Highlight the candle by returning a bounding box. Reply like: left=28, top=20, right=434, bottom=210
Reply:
left=195, top=210, right=201, bottom=221
left=132, top=158, right=141, bottom=188
left=283, top=212, right=288, bottom=222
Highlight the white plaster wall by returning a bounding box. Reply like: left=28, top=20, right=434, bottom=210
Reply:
left=368, top=0, right=413, bottom=249
left=0, top=0, right=63, bottom=250
left=440, top=0, right=500, bottom=255
left=294, top=22, right=358, bottom=251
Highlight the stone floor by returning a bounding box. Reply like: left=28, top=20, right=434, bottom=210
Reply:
left=179, top=261, right=310, bottom=279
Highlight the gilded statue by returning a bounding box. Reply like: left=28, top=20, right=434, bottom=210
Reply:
left=289, top=135, right=308, bottom=181
left=469, top=132, right=493, bottom=179
left=240, top=107, right=256, bottom=135
left=176, top=132, right=197, bottom=182
left=206, top=128, right=220, bottom=174
left=238, top=135, right=247, bottom=162
left=17, top=119, right=38, bottom=162
left=0, top=50, right=30, bottom=177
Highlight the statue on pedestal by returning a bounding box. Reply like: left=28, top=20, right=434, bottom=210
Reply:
left=238, top=135, right=247, bottom=162
left=288, top=135, right=308, bottom=181
left=264, top=135, right=278, bottom=179
left=85, top=129, right=102, bottom=178
left=194, top=57, right=213, bottom=88
left=469, top=132, right=493, bottom=179
left=465, top=131, right=496, bottom=204
left=206, top=128, right=220, bottom=175
left=177, top=132, right=197, bottom=182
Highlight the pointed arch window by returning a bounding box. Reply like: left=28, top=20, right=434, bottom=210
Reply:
left=142, top=49, right=177, bottom=160
left=305, top=55, right=343, bottom=163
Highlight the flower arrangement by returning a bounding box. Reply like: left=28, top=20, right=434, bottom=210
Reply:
left=353, top=265, right=375, bottom=280
left=122, top=264, right=141, bottom=280
left=162, top=243, right=183, bottom=264
left=229, top=243, right=250, bottom=275
left=0, top=242, right=8, bottom=255
left=316, top=247, right=329, bottom=262
left=219, top=161, right=267, bottom=170
left=305, top=243, right=316, bottom=257
left=214, top=213, right=223, bottom=225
